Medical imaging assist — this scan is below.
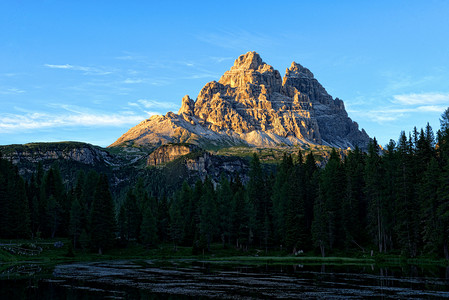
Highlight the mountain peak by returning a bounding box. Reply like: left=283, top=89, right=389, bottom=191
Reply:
left=111, top=52, right=370, bottom=150
left=218, top=51, right=281, bottom=90
left=178, top=95, right=195, bottom=116
left=285, top=61, right=314, bottom=79
left=233, top=51, right=263, bottom=70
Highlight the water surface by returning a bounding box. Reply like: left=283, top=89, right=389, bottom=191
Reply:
left=1, top=260, right=449, bottom=299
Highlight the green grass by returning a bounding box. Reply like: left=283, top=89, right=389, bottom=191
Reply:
left=2, top=239, right=448, bottom=268
left=203, top=256, right=376, bottom=266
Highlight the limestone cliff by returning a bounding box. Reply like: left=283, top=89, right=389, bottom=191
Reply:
left=110, top=51, right=369, bottom=149
left=147, top=144, right=200, bottom=166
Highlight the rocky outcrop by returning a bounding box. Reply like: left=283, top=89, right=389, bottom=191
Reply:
left=184, top=151, right=249, bottom=183
left=111, top=51, right=370, bottom=150
left=147, top=143, right=200, bottom=166
left=0, top=142, right=116, bottom=166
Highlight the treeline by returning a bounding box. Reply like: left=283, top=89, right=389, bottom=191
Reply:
left=1, top=109, right=449, bottom=258
left=0, top=161, right=117, bottom=254
left=118, top=108, right=449, bottom=258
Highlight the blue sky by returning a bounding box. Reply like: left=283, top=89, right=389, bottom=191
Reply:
left=1, top=1, right=449, bottom=147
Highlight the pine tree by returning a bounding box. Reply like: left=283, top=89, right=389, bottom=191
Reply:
left=0, top=157, right=30, bottom=239
left=157, top=194, right=170, bottom=242
left=169, top=195, right=184, bottom=251
left=420, top=157, right=441, bottom=255
left=40, top=165, right=66, bottom=237
left=437, top=156, right=449, bottom=259
left=216, top=175, right=233, bottom=247
left=8, top=165, right=31, bottom=238
left=271, top=154, right=294, bottom=246
left=140, top=205, right=158, bottom=248
left=178, top=181, right=194, bottom=245
left=316, top=149, right=346, bottom=251
left=90, top=174, right=116, bottom=254
left=440, top=107, right=449, bottom=132
left=285, top=162, right=306, bottom=253
left=247, top=153, right=269, bottom=247
left=365, top=138, right=388, bottom=253
left=46, top=195, right=61, bottom=238
left=121, top=189, right=142, bottom=241
left=395, top=131, right=420, bottom=257
left=343, top=147, right=367, bottom=249
left=312, top=193, right=327, bottom=257
left=199, top=177, right=218, bottom=251
left=69, top=199, right=83, bottom=248
left=303, top=152, right=318, bottom=249
left=232, top=188, right=252, bottom=250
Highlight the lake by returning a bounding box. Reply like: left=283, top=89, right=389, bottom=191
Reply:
left=1, top=259, right=449, bottom=299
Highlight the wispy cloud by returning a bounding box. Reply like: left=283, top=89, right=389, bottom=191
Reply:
left=148, top=79, right=172, bottom=86
left=209, top=56, right=233, bottom=63
left=393, top=92, right=449, bottom=106
left=44, top=64, right=112, bottom=75
left=349, top=105, right=448, bottom=124
left=379, top=71, right=437, bottom=96
left=0, top=111, right=149, bottom=133
left=0, top=87, right=25, bottom=95
left=123, top=78, right=145, bottom=84
left=136, top=99, right=178, bottom=110
left=114, top=52, right=148, bottom=61
left=183, top=73, right=218, bottom=80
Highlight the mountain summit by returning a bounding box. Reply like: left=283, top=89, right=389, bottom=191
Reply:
left=110, top=51, right=369, bottom=149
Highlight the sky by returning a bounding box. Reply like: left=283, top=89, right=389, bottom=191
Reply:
left=1, top=0, right=449, bottom=147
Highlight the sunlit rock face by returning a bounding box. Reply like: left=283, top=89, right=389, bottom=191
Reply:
left=110, top=51, right=369, bottom=149
left=147, top=143, right=199, bottom=166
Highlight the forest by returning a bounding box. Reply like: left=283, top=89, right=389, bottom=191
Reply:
left=1, top=108, right=449, bottom=259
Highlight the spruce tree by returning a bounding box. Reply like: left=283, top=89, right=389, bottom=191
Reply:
left=169, top=195, right=184, bottom=251
left=343, top=147, right=367, bottom=248
left=69, top=199, right=83, bottom=248
left=303, top=152, right=318, bottom=247
left=271, top=154, right=294, bottom=246
left=140, top=205, right=158, bottom=248
left=199, top=177, right=218, bottom=251
left=216, top=175, right=233, bottom=247
left=247, top=153, right=268, bottom=247
left=420, top=157, right=441, bottom=255
left=90, top=174, right=116, bottom=254
left=9, top=167, right=31, bottom=238
left=157, top=194, right=170, bottom=242
left=365, top=138, right=388, bottom=253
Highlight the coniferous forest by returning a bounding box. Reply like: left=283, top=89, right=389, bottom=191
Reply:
left=1, top=109, right=449, bottom=259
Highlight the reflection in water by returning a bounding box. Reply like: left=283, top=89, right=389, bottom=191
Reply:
left=1, top=260, right=449, bottom=299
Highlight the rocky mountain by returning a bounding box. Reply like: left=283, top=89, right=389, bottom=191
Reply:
left=0, top=142, right=124, bottom=178
left=110, top=51, right=369, bottom=150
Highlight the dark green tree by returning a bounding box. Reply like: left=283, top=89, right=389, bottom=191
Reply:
left=69, top=199, right=83, bottom=248
left=120, top=189, right=142, bottom=241
left=216, top=175, right=233, bottom=247
left=90, top=174, right=116, bottom=254
left=199, top=177, right=218, bottom=251
left=247, top=153, right=269, bottom=247
left=157, top=194, right=170, bottom=242
left=343, top=147, right=367, bottom=249
left=365, top=138, right=388, bottom=253
left=169, top=195, right=184, bottom=251
left=140, top=205, right=158, bottom=248
left=271, top=154, right=294, bottom=246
